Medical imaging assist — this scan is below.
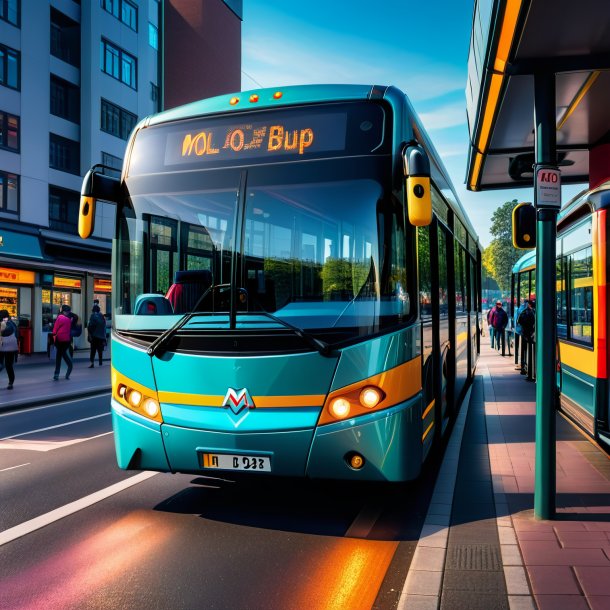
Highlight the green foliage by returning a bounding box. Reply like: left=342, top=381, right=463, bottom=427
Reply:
left=483, top=200, right=523, bottom=295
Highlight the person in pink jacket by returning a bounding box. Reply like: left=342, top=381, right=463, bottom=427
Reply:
left=52, top=304, right=73, bottom=380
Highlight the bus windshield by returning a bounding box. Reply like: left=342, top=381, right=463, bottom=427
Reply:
left=115, top=107, right=412, bottom=348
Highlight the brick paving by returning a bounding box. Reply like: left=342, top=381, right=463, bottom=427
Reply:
left=481, top=342, right=610, bottom=610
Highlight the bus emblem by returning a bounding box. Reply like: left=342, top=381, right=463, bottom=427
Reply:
left=223, top=388, right=254, bottom=415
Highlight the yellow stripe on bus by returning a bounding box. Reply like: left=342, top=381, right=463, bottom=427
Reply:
left=559, top=340, right=597, bottom=378
left=422, top=399, right=435, bottom=420
left=422, top=421, right=434, bottom=442
left=157, top=391, right=325, bottom=408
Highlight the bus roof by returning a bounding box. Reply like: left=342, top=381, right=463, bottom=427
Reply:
left=136, top=83, right=480, bottom=249
left=559, top=179, right=610, bottom=224
left=512, top=250, right=536, bottom=274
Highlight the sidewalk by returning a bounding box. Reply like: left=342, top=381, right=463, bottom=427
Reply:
left=0, top=349, right=111, bottom=412
left=400, top=343, right=610, bottom=610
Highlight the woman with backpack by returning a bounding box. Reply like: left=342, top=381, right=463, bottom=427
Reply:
left=52, top=304, right=74, bottom=380
left=0, top=309, right=19, bottom=390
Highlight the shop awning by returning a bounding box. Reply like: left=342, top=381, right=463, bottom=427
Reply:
left=466, top=0, right=610, bottom=192
left=0, top=228, right=45, bottom=260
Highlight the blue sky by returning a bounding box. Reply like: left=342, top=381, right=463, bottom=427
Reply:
left=240, top=0, right=584, bottom=246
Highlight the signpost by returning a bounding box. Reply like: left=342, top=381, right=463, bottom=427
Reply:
left=533, top=73, right=558, bottom=520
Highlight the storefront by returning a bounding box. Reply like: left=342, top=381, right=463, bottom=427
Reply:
left=0, top=266, right=36, bottom=353
left=1, top=225, right=112, bottom=353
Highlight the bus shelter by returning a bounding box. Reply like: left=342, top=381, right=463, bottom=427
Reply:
left=465, top=0, right=610, bottom=518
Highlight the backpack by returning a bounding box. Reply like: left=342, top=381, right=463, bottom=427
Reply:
left=2, top=319, right=19, bottom=340
left=518, top=307, right=535, bottom=336
left=70, top=315, right=83, bottom=338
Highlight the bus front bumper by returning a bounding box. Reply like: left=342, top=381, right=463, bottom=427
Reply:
left=111, top=394, right=423, bottom=482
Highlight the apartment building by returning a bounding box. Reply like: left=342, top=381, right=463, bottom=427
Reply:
left=0, top=0, right=241, bottom=353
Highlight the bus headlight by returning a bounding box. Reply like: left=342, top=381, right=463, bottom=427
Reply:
left=359, top=386, right=382, bottom=409
left=128, top=390, right=142, bottom=408
left=329, top=398, right=351, bottom=419
left=142, top=398, right=160, bottom=418
left=112, top=368, right=163, bottom=423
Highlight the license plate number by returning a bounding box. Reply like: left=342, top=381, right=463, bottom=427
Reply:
left=202, top=453, right=272, bottom=472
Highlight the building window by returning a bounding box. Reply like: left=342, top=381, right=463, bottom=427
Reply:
left=49, top=133, right=80, bottom=175
left=101, top=0, right=137, bottom=31
left=0, top=0, right=20, bottom=27
left=50, top=8, right=80, bottom=68
left=0, top=171, right=19, bottom=213
left=150, top=82, right=160, bottom=111
left=49, top=186, right=79, bottom=232
left=0, top=43, right=19, bottom=90
left=148, top=23, right=158, bottom=49
left=100, top=39, right=137, bottom=89
left=101, top=151, right=122, bottom=177
left=101, top=99, right=137, bottom=140
left=50, top=75, right=80, bottom=123
left=0, top=110, right=19, bottom=151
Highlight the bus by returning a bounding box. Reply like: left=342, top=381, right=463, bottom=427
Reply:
left=79, top=84, right=481, bottom=482
left=512, top=180, right=610, bottom=447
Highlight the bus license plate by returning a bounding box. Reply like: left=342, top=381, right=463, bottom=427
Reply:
left=202, top=453, right=272, bottom=472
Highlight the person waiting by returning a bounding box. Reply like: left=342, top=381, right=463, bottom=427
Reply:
left=87, top=305, right=107, bottom=367
left=491, top=300, right=508, bottom=355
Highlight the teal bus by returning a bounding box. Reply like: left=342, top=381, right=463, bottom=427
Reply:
left=79, top=84, right=481, bottom=482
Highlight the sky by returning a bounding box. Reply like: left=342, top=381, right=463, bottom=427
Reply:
left=240, top=0, right=585, bottom=247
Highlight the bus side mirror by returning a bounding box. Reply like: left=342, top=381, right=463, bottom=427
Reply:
left=512, top=202, right=536, bottom=249
left=79, top=167, right=121, bottom=239
left=403, top=144, right=432, bottom=227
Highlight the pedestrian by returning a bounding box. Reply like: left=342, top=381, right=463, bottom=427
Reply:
left=518, top=299, right=536, bottom=370
left=0, top=309, right=19, bottom=390
left=491, top=300, right=508, bottom=354
left=52, top=304, right=73, bottom=380
left=87, top=305, right=106, bottom=367
left=514, top=297, right=528, bottom=371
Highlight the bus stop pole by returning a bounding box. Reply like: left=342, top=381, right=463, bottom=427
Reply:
left=533, top=72, right=557, bottom=520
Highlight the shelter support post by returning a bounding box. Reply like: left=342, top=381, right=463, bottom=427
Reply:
left=533, top=72, right=557, bottom=520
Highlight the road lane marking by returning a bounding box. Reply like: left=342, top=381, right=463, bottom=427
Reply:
left=1, top=413, right=111, bottom=440
left=345, top=504, right=384, bottom=539
left=0, top=392, right=111, bottom=418
left=0, top=431, right=113, bottom=452
left=0, top=471, right=158, bottom=546
left=0, top=463, right=30, bottom=472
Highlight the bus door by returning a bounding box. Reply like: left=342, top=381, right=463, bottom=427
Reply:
left=418, top=225, right=435, bottom=456
left=437, top=224, right=451, bottom=431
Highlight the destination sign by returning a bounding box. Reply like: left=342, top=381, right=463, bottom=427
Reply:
left=128, top=102, right=387, bottom=176
left=164, top=113, right=347, bottom=167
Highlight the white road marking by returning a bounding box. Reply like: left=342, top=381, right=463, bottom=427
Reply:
left=0, top=431, right=113, bottom=452
left=0, top=471, right=158, bottom=546
left=0, top=462, right=30, bottom=472
left=0, top=392, right=111, bottom=418
left=345, top=504, right=384, bottom=539
left=1, top=413, right=111, bottom=440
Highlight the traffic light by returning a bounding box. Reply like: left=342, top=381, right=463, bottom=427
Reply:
left=512, top=202, right=536, bottom=249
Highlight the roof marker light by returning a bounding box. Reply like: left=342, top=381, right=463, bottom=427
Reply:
left=249, top=94, right=259, bottom=103
left=230, top=97, right=240, bottom=106
left=273, top=91, right=283, bottom=100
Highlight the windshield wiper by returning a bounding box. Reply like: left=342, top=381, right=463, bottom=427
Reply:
left=147, top=283, right=228, bottom=357
left=242, top=311, right=334, bottom=357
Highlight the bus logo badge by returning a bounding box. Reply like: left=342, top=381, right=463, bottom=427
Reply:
left=223, top=388, right=254, bottom=415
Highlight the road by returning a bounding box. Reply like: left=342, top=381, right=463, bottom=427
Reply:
left=0, top=394, right=443, bottom=610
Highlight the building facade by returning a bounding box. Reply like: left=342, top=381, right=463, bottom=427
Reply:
left=0, top=0, right=241, bottom=353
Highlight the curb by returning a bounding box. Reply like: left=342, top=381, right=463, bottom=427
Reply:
left=0, top=386, right=111, bottom=414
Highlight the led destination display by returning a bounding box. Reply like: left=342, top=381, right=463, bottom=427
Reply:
left=164, top=113, right=346, bottom=166
left=128, top=102, right=387, bottom=176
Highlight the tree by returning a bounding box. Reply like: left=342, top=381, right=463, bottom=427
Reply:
left=483, top=199, right=524, bottom=295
